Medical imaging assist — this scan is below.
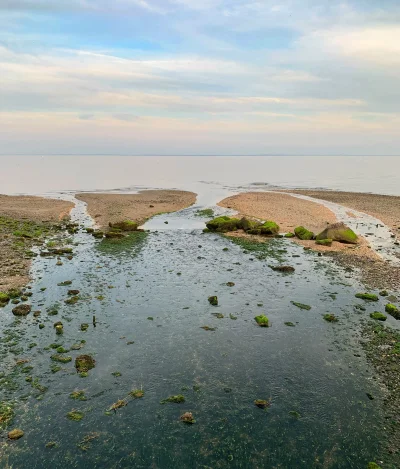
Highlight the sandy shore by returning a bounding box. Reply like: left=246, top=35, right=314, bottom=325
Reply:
left=286, top=190, right=400, bottom=234
left=0, top=195, right=74, bottom=291
left=76, top=190, right=197, bottom=229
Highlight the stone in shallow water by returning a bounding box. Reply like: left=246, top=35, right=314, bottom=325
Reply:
left=8, top=429, right=24, bottom=440
left=12, top=304, right=31, bottom=316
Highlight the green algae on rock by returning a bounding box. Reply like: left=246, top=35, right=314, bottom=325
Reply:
left=316, top=222, right=358, bottom=244
left=315, top=239, right=333, bottom=246
left=200, top=326, right=216, bottom=331
left=284, top=232, right=295, bottom=238
left=75, top=355, right=96, bottom=373
left=367, top=463, right=381, bottom=469
left=355, top=293, right=379, bottom=301
left=70, top=390, right=86, bottom=401
left=370, top=312, right=387, bottom=321
left=254, top=399, right=270, bottom=409
left=385, top=303, right=400, bottom=319
left=51, top=354, right=72, bottom=363
left=8, top=428, right=24, bottom=440
left=67, top=411, right=84, bottom=421
left=239, top=217, right=261, bottom=232
left=323, top=313, right=339, bottom=322
left=195, top=208, right=214, bottom=218
left=0, top=402, right=15, bottom=429
left=160, top=395, right=185, bottom=404
left=129, top=389, right=144, bottom=399
left=284, top=322, right=295, bottom=327
left=291, top=301, right=311, bottom=311
left=294, top=226, right=314, bottom=240
left=0, top=292, right=10, bottom=306
left=81, top=323, right=89, bottom=331
left=65, top=295, right=79, bottom=305
left=206, top=216, right=241, bottom=233
left=254, top=315, right=269, bottom=327
left=259, top=221, right=280, bottom=236
left=208, top=296, right=218, bottom=306
left=109, top=220, right=138, bottom=231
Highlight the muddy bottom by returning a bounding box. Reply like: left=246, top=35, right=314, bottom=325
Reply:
left=0, top=204, right=396, bottom=468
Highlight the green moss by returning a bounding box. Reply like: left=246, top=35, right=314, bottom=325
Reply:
left=284, top=322, right=295, bottom=327
left=316, top=223, right=358, bottom=244
left=65, top=296, right=79, bottom=305
left=160, top=395, right=185, bottom=404
left=239, top=218, right=261, bottom=232
left=70, top=390, right=86, bottom=401
left=291, top=301, right=311, bottom=310
left=284, top=232, right=295, bottom=238
left=226, top=236, right=287, bottom=262
left=57, top=280, right=72, bottom=286
left=259, top=221, right=280, bottom=235
left=254, top=399, right=270, bottom=409
left=254, top=315, right=269, bottom=327
left=0, top=402, right=15, bottom=430
left=370, top=312, right=387, bottom=321
left=81, top=323, right=89, bottom=331
left=75, top=355, right=95, bottom=373
left=109, top=220, right=138, bottom=231
left=315, top=238, right=333, bottom=246
left=129, top=389, right=144, bottom=399
left=56, top=346, right=69, bottom=353
left=51, top=354, right=72, bottom=363
left=195, top=208, right=214, bottom=217
left=111, top=371, right=122, bottom=377
left=289, top=410, right=301, bottom=419
left=97, top=231, right=148, bottom=255
left=385, top=303, right=400, bottom=319
left=67, top=411, right=84, bottom=421
left=379, top=290, right=388, bottom=297
left=323, top=313, right=339, bottom=322
left=208, top=296, right=218, bottom=306
left=367, top=463, right=381, bottom=469
left=200, top=326, right=216, bottom=331
left=206, top=216, right=241, bottom=233
left=355, top=293, right=379, bottom=301
left=294, top=226, right=314, bottom=240
left=0, top=292, right=10, bottom=305
left=50, top=364, right=61, bottom=373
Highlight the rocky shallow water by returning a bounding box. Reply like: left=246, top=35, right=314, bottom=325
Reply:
left=0, top=199, right=399, bottom=468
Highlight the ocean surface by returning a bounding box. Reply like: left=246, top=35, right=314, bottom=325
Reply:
left=1, top=155, right=399, bottom=196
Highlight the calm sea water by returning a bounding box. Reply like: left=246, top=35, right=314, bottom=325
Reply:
left=1, top=155, right=399, bottom=196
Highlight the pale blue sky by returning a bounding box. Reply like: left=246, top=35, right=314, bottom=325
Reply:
left=1, top=0, right=400, bottom=155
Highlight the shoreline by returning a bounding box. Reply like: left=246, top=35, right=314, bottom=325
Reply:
left=76, top=190, right=197, bottom=229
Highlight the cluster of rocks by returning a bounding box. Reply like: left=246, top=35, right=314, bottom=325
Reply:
left=205, top=216, right=358, bottom=247
left=89, top=220, right=143, bottom=240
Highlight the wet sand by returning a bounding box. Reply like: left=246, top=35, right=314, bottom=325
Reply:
left=286, top=190, right=400, bottom=234
left=76, top=190, right=197, bottom=229
left=0, top=195, right=74, bottom=291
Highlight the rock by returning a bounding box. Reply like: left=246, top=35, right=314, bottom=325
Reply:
left=355, top=293, right=378, bottom=301
left=385, top=303, right=400, bottom=319
left=180, top=412, right=195, bottom=424
left=105, top=231, right=125, bottom=239
left=269, top=265, right=295, bottom=273
left=0, top=292, right=10, bottom=306
left=239, top=218, right=261, bottom=232
left=206, top=216, right=241, bottom=233
left=259, top=221, right=279, bottom=235
left=160, top=395, right=185, bottom=404
left=12, top=304, right=31, bottom=316
left=68, top=290, right=80, bottom=296
left=85, top=228, right=94, bottom=233
left=81, top=323, right=89, bottom=331
left=109, top=220, right=138, bottom=231
left=284, top=232, right=295, bottom=238
left=316, top=222, right=358, bottom=244
left=323, top=313, right=339, bottom=322
left=75, top=355, right=96, bottom=373
left=92, top=231, right=104, bottom=239
left=315, top=238, right=333, bottom=246
left=200, top=326, right=216, bottom=331
left=367, top=463, right=381, bottom=469
left=379, top=290, right=388, bottom=297
left=254, top=315, right=269, bottom=327
left=208, top=296, right=218, bottom=306
left=65, top=296, right=79, bottom=305
left=370, top=312, right=387, bottom=321
left=291, top=301, right=311, bottom=310
left=8, top=429, right=24, bottom=440
left=226, top=282, right=235, bottom=287
left=129, top=389, right=144, bottom=399
left=294, top=226, right=314, bottom=240
left=254, top=399, right=270, bottom=409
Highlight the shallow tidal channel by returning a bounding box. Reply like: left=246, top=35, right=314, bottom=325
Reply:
left=0, top=201, right=395, bottom=468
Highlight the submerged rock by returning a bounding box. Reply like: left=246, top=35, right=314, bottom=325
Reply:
left=226, top=282, right=235, bottom=287
left=323, top=313, right=339, bottom=322
left=385, top=303, right=399, bottom=319
left=254, top=399, right=270, bottom=409
left=8, top=429, right=24, bottom=440
left=67, top=411, right=84, bottom=421
left=254, top=315, right=269, bottom=327
left=316, top=222, right=358, bottom=244
left=294, top=226, right=314, bottom=240
left=291, top=301, right=311, bottom=310
left=269, top=265, right=295, bottom=273
left=12, top=304, right=31, bottom=316
left=129, top=389, right=144, bottom=399
left=81, top=323, right=89, bottom=331
left=208, top=296, right=218, bottom=306
left=200, top=326, right=216, bottom=331
left=180, top=412, right=195, bottom=424
left=75, top=355, right=96, bottom=373
left=370, top=312, right=387, bottom=321
left=160, top=395, right=185, bottom=404
left=68, top=290, right=80, bottom=296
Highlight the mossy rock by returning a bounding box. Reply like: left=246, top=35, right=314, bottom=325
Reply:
left=105, top=231, right=126, bottom=239
left=65, top=296, right=79, bottom=305
left=75, top=355, right=95, bottom=373
left=92, top=231, right=104, bottom=239
left=8, top=429, right=24, bottom=440
left=259, top=221, right=279, bottom=236
left=180, top=412, right=195, bottom=424
left=284, top=232, right=295, bottom=238
left=316, top=222, right=358, bottom=244
left=254, top=399, right=270, bottom=409
left=208, top=296, right=218, bottom=306
left=12, top=304, right=31, bottom=316
left=367, top=464, right=381, bottom=469
left=109, top=220, right=139, bottom=231
left=294, top=226, right=314, bottom=240
left=291, top=301, right=311, bottom=310
left=355, top=293, right=378, bottom=301
left=85, top=228, right=94, bottom=233
left=315, top=238, right=333, bottom=246
left=385, top=303, right=400, bottom=319
left=129, top=389, right=144, bottom=399
left=206, top=216, right=241, bottom=233
left=239, top=218, right=261, bottom=232
left=0, top=402, right=15, bottom=430
left=254, top=315, right=269, bottom=327
left=247, top=228, right=261, bottom=235
left=160, top=395, right=185, bottom=404
left=8, top=288, right=22, bottom=299
left=323, top=313, right=338, bottom=322
left=81, top=323, right=89, bottom=331
left=0, top=292, right=10, bottom=306
left=269, top=265, right=295, bottom=273
left=370, top=312, right=387, bottom=321
left=58, top=280, right=72, bottom=286
left=70, top=391, right=86, bottom=401
left=51, top=354, right=72, bottom=363
left=67, top=411, right=84, bottom=421
left=379, top=290, right=388, bottom=297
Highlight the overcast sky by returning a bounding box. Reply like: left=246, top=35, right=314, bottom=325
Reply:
left=1, top=0, right=400, bottom=155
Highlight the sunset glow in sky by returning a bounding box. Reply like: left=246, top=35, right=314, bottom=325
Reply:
left=1, top=1, right=400, bottom=155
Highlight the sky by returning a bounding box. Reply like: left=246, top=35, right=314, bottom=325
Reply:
left=1, top=0, right=400, bottom=155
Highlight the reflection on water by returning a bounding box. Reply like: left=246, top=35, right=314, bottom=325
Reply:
left=0, top=202, right=393, bottom=468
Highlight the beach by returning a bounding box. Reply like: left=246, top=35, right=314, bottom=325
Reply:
left=76, top=190, right=197, bottom=229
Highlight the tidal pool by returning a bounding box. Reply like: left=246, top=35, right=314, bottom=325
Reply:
left=0, top=201, right=394, bottom=468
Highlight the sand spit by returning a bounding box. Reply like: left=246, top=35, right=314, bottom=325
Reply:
left=76, top=190, right=197, bottom=229
left=0, top=195, right=74, bottom=291
left=286, top=190, right=400, bottom=234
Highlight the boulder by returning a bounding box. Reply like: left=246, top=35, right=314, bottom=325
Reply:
left=75, top=355, right=96, bottom=373
left=316, top=222, right=358, bottom=244
left=105, top=231, right=126, bottom=239
left=206, top=216, right=241, bottom=233
left=385, top=303, right=399, bottom=319
left=315, top=239, right=333, bottom=246
left=12, top=304, right=31, bottom=316
left=8, top=429, right=24, bottom=440
left=259, top=221, right=279, bottom=235
left=239, top=218, right=261, bottom=232
left=294, top=226, right=314, bottom=240
left=109, top=220, right=138, bottom=231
